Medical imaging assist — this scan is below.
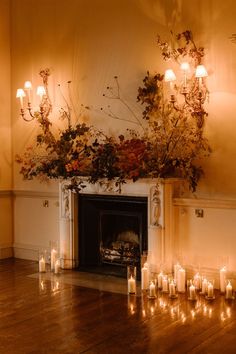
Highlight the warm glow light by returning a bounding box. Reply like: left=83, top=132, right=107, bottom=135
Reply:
left=164, top=69, right=176, bottom=82
left=195, top=65, right=208, bottom=78
left=24, top=81, right=32, bottom=90
left=16, top=88, right=26, bottom=109
left=16, top=88, right=26, bottom=98
left=36, top=85, right=46, bottom=98
left=180, top=62, right=190, bottom=71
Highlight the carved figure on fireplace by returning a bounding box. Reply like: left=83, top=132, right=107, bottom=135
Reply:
left=61, top=184, right=70, bottom=219
left=150, top=184, right=161, bottom=227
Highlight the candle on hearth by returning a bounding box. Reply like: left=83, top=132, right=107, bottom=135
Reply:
left=201, top=278, right=208, bottom=295
left=162, top=276, right=168, bottom=292
left=51, top=248, right=57, bottom=271
left=226, top=281, right=233, bottom=299
left=174, top=263, right=181, bottom=282
left=177, top=268, right=186, bottom=293
left=39, top=257, right=46, bottom=273
left=157, top=271, right=163, bottom=289
left=207, top=282, right=214, bottom=298
left=149, top=281, right=156, bottom=298
left=54, top=259, right=60, bottom=274
left=189, top=284, right=196, bottom=300
left=141, top=263, right=149, bottom=290
left=128, top=275, right=136, bottom=294
left=220, top=266, right=226, bottom=293
left=169, top=280, right=176, bottom=297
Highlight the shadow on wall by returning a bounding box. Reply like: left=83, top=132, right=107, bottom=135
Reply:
left=137, top=0, right=183, bottom=28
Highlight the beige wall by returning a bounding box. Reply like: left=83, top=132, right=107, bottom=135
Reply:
left=0, top=0, right=12, bottom=257
left=8, top=0, right=236, bottom=267
left=10, top=0, right=236, bottom=197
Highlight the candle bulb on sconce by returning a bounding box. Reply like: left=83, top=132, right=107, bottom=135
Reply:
left=16, top=88, right=26, bottom=109
left=164, top=69, right=176, bottom=101
left=195, top=64, right=208, bottom=91
left=16, top=68, right=52, bottom=123
left=164, top=60, right=208, bottom=129
left=36, top=85, right=46, bottom=102
left=24, top=80, right=32, bottom=101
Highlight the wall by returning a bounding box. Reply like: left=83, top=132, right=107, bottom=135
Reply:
left=10, top=0, right=236, bottom=268
left=0, top=0, right=12, bottom=258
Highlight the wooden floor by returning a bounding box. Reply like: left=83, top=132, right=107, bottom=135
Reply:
left=1, top=259, right=236, bottom=354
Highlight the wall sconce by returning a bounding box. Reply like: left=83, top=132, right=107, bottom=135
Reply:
left=164, top=62, right=208, bottom=129
left=16, top=69, right=52, bottom=123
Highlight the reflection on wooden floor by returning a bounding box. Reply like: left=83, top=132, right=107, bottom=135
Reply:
left=1, top=258, right=236, bottom=353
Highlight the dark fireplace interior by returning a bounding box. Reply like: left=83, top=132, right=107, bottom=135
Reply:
left=78, top=194, right=148, bottom=278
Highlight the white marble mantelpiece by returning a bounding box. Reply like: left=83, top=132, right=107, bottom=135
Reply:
left=59, top=178, right=181, bottom=271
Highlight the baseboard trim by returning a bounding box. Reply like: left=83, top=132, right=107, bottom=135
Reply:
left=13, top=243, right=47, bottom=261
left=0, top=244, right=13, bottom=259
left=0, top=190, right=12, bottom=197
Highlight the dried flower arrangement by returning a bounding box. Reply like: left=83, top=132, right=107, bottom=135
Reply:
left=16, top=30, right=211, bottom=193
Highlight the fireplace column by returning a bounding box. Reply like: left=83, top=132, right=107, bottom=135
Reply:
left=59, top=182, right=78, bottom=269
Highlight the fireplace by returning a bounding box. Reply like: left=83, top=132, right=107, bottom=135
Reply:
left=59, top=178, right=180, bottom=274
left=78, top=194, right=147, bottom=277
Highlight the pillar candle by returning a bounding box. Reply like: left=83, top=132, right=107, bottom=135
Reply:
left=39, top=257, right=46, bottom=273
left=128, top=276, right=136, bottom=294
left=207, top=282, right=214, bottom=298
left=220, top=267, right=226, bottom=293
left=169, top=281, right=176, bottom=296
left=54, top=259, right=60, bottom=274
left=162, top=276, right=168, bottom=292
left=174, top=263, right=181, bottom=282
left=177, top=268, right=186, bottom=293
left=149, top=281, right=156, bottom=297
left=194, top=273, right=201, bottom=290
left=226, top=281, right=233, bottom=299
left=189, top=284, right=196, bottom=300
left=51, top=249, right=57, bottom=271
left=157, top=272, right=163, bottom=289
left=141, top=264, right=149, bottom=290
left=201, top=278, right=208, bottom=294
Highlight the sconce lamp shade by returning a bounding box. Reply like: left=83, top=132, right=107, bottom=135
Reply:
left=16, top=88, right=26, bottom=98
left=195, top=65, right=208, bottom=78
left=24, top=81, right=32, bottom=90
left=36, top=86, right=46, bottom=97
left=164, top=69, right=176, bottom=82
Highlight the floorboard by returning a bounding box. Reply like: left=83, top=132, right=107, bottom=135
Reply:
left=0, top=259, right=236, bottom=353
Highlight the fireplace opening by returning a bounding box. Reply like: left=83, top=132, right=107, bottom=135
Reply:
left=78, top=194, right=148, bottom=278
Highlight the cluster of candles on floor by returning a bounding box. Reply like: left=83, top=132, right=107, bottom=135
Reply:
left=38, top=242, right=61, bottom=275
left=127, top=263, right=235, bottom=301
